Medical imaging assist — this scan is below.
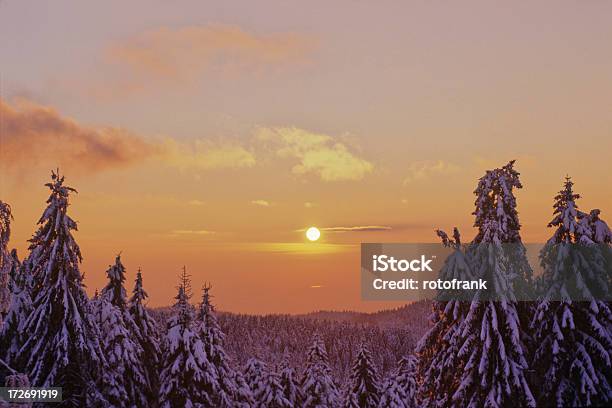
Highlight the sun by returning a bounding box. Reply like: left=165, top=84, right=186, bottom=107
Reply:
left=306, top=226, right=321, bottom=241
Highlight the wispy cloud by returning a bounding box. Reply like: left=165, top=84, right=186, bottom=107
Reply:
left=403, top=160, right=459, bottom=185
left=256, top=127, right=373, bottom=181
left=163, top=138, right=256, bottom=171
left=322, top=225, right=392, bottom=232
left=296, top=225, right=392, bottom=232
left=187, top=200, right=205, bottom=206
left=84, top=24, right=316, bottom=97
left=0, top=98, right=256, bottom=175
left=170, top=229, right=216, bottom=235
left=304, top=202, right=317, bottom=208
left=251, top=199, right=272, bottom=207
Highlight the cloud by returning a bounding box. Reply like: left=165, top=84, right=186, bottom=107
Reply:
left=106, top=25, right=315, bottom=83
left=296, top=225, right=392, bottom=232
left=304, top=202, right=317, bottom=208
left=0, top=98, right=256, bottom=175
left=164, top=138, right=256, bottom=171
left=251, top=199, right=272, bottom=207
left=187, top=200, right=205, bottom=206
left=256, top=127, right=373, bottom=181
left=170, top=229, right=215, bottom=235
left=403, top=160, right=459, bottom=185
left=322, top=225, right=392, bottom=232
left=0, top=98, right=158, bottom=173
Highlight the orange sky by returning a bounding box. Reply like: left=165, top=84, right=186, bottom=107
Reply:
left=1, top=1, right=611, bottom=313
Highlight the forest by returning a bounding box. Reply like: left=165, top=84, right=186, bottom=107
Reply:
left=1, top=160, right=611, bottom=407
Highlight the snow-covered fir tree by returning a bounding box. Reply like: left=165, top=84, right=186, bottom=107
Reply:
left=301, top=335, right=339, bottom=408
left=394, top=355, right=417, bottom=407
left=0, top=200, right=12, bottom=326
left=18, top=171, right=107, bottom=406
left=378, top=355, right=418, bottom=408
left=344, top=344, right=381, bottom=408
left=128, top=268, right=161, bottom=406
left=378, top=377, right=409, bottom=408
left=195, top=284, right=238, bottom=407
left=416, top=228, right=473, bottom=407
left=471, top=161, right=533, bottom=298
left=531, top=177, right=612, bottom=407
left=259, top=368, right=292, bottom=408
left=244, top=357, right=268, bottom=405
left=449, top=162, right=535, bottom=407
left=0, top=250, right=32, bottom=369
left=233, top=370, right=255, bottom=407
left=159, top=267, right=217, bottom=407
left=279, top=360, right=302, bottom=407
left=96, top=255, right=148, bottom=407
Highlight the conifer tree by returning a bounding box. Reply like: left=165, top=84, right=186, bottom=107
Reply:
left=531, top=177, right=612, bottom=406
left=301, top=335, right=339, bottom=408
left=129, top=268, right=161, bottom=406
left=0, top=201, right=12, bottom=326
left=18, top=172, right=107, bottom=406
left=378, top=377, right=409, bottom=408
left=232, top=370, right=255, bottom=407
left=450, top=162, right=535, bottom=407
left=196, top=284, right=238, bottom=407
left=279, top=362, right=302, bottom=406
left=395, top=355, right=418, bottom=407
left=244, top=357, right=268, bottom=405
left=0, top=250, right=31, bottom=367
left=260, top=368, right=292, bottom=408
left=159, top=267, right=217, bottom=407
left=344, top=344, right=381, bottom=408
left=97, top=255, right=148, bottom=407
left=416, top=228, right=473, bottom=407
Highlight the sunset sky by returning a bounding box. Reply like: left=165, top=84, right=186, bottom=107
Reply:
left=1, top=0, right=611, bottom=313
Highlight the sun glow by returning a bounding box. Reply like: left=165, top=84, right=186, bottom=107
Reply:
left=306, top=226, right=321, bottom=241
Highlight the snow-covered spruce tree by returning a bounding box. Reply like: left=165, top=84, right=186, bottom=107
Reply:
left=531, top=177, right=612, bottom=407
left=416, top=228, right=473, bottom=407
left=18, top=171, right=107, bottom=406
left=395, top=355, right=418, bottom=407
left=0, top=250, right=32, bottom=369
left=129, top=268, right=161, bottom=406
left=97, top=255, right=148, bottom=407
left=450, top=162, right=535, bottom=407
left=259, top=368, right=292, bottom=408
left=0, top=200, right=12, bottom=326
left=159, top=267, right=217, bottom=407
left=279, top=361, right=303, bottom=406
left=301, top=335, right=339, bottom=408
left=244, top=357, right=268, bottom=405
left=378, top=376, right=409, bottom=408
left=195, top=284, right=237, bottom=407
left=344, top=344, right=381, bottom=408
left=232, top=370, right=255, bottom=407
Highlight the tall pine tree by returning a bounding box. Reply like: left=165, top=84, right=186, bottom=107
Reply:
left=531, top=177, right=612, bottom=406
left=451, top=162, right=535, bottom=407
left=0, top=201, right=12, bottom=326
left=344, top=344, right=381, bottom=408
left=19, top=171, right=107, bottom=406
left=196, top=284, right=239, bottom=407
left=416, top=228, right=473, bottom=407
left=129, top=268, right=161, bottom=407
left=0, top=249, right=31, bottom=367
left=96, top=255, right=148, bottom=407
left=301, top=335, right=339, bottom=408
left=244, top=357, right=268, bottom=405
left=159, top=267, right=218, bottom=407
